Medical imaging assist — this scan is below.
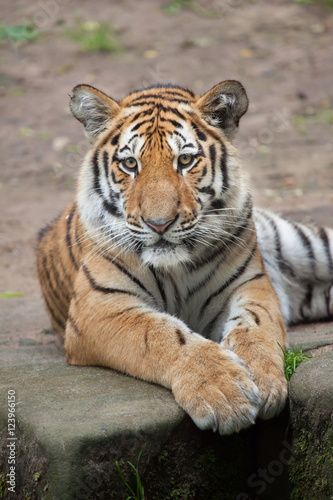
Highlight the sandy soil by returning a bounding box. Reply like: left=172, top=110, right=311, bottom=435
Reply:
left=1, top=0, right=333, bottom=346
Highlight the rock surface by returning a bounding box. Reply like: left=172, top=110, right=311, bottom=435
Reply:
left=0, top=323, right=332, bottom=499
left=289, top=351, right=333, bottom=500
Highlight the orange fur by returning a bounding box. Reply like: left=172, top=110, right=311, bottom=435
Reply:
left=36, top=81, right=288, bottom=434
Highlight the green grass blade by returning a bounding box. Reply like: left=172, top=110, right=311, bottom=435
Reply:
left=115, top=461, right=136, bottom=497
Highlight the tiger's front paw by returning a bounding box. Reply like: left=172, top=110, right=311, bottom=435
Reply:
left=256, top=368, right=288, bottom=420
left=172, top=341, right=261, bottom=435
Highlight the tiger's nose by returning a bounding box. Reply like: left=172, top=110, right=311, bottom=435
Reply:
left=143, top=217, right=176, bottom=235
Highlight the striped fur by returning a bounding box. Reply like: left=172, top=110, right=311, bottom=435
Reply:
left=36, top=81, right=333, bottom=434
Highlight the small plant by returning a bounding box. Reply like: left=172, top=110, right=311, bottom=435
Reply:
left=0, top=472, right=8, bottom=499
left=116, top=444, right=146, bottom=500
left=0, top=23, right=38, bottom=43
left=67, top=21, right=122, bottom=53
left=33, top=472, right=41, bottom=482
left=292, top=108, right=333, bottom=134
left=23, top=490, right=32, bottom=500
left=162, top=0, right=218, bottom=17
left=1, top=291, right=23, bottom=298
left=279, top=343, right=312, bottom=381
left=293, top=0, right=333, bottom=6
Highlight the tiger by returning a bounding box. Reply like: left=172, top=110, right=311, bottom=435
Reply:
left=36, top=80, right=333, bottom=435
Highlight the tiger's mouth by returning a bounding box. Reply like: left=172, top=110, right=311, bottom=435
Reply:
left=153, top=239, right=175, bottom=249
left=140, top=234, right=193, bottom=268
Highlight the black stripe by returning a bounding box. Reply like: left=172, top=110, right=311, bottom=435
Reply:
left=99, top=122, right=125, bottom=147
left=119, top=145, right=130, bottom=153
left=169, top=274, right=182, bottom=317
left=92, top=150, right=102, bottom=196
left=219, top=141, right=229, bottom=192
left=233, top=272, right=265, bottom=291
left=198, top=165, right=207, bottom=180
left=300, top=284, right=313, bottom=320
left=205, top=274, right=264, bottom=338
left=112, top=151, right=120, bottom=164
left=200, top=244, right=257, bottom=315
left=37, top=222, right=53, bottom=244
left=163, top=89, right=193, bottom=99
left=245, top=308, right=260, bottom=325
left=209, top=144, right=216, bottom=184
left=176, top=329, right=186, bottom=346
left=248, top=301, right=273, bottom=322
left=37, top=214, right=61, bottom=245
left=57, top=253, right=74, bottom=293
left=111, top=133, right=120, bottom=146
left=137, top=84, right=194, bottom=98
left=129, top=109, right=155, bottom=122
left=111, top=170, right=124, bottom=185
left=116, top=306, right=144, bottom=316
left=267, top=215, right=297, bottom=278
left=66, top=205, right=79, bottom=271
left=165, top=107, right=187, bottom=120
left=129, top=111, right=145, bottom=123
left=290, top=221, right=316, bottom=271
left=131, top=117, right=155, bottom=132
left=197, top=186, right=215, bottom=197
left=43, top=293, right=66, bottom=331
left=187, top=232, right=260, bottom=301
left=95, top=156, right=122, bottom=217
left=230, top=315, right=242, bottom=322
left=103, top=256, right=155, bottom=300
left=210, top=199, right=225, bottom=210
left=195, top=195, right=253, bottom=270
left=82, top=264, right=140, bottom=297
left=48, top=250, right=71, bottom=303
left=74, top=224, right=82, bottom=253
left=192, top=123, right=207, bottom=142
left=160, top=117, right=182, bottom=129
left=42, top=255, right=67, bottom=308
left=130, top=93, right=164, bottom=102
left=128, top=134, right=139, bottom=144
left=319, top=226, right=333, bottom=271
left=325, top=286, right=331, bottom=317
left=103, top=150, right=109, bottom=178
left=68, top=315, right=82, bottom=336
left=173, top=130, right=186, bottom=142
left=41, top=256, right=68, bottom=327
left=130, top=94, right=190, bottom=104
left=155, top=103, right=185, bottom=117
left=103, top=199, right=122, bottom=218
left=149, top=266, right=167, bottom=310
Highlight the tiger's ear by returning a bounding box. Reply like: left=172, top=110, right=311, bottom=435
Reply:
left=69, top=84, right=121, bottom=143
left=195, top=80, right=249, bottom=140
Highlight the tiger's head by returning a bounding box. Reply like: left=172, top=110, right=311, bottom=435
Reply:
left=71, top=81, right=250, bottom=268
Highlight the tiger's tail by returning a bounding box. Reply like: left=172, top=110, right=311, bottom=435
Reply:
left=254, top=208, right=333, bottom=325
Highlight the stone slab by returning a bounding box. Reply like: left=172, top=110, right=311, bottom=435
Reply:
left=288, top=322, right=333, bottom=351
left=0, top=345, right=185, bottom=499
left=1, top=322, right=333, bottom=499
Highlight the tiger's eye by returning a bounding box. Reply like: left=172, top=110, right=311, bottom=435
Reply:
left=124, top=157, right=137, bottom=169
left=178, top=154, right=192, bottom=166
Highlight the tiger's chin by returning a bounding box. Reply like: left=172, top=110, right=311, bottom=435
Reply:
left=141, top=243, right=192, bottom=269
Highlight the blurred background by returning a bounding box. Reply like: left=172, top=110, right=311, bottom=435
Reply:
left=1, top=0, right=333, bottom=342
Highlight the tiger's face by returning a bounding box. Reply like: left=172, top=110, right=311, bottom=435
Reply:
left=71, top=81, right=249, bottom=268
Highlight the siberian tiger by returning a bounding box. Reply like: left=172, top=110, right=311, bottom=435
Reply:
left=36, top=80, right=333, bottom=435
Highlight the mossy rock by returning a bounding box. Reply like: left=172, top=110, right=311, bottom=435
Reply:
left=289, top=351, right=333, bottom=499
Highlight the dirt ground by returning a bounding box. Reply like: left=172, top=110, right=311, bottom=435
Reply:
left=1, top=0, right=333, bottom=346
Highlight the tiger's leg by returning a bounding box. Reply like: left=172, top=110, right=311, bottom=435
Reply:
left=217, top=271, right=288, bottom=420
left=65, top=264, right=261, bottom=435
